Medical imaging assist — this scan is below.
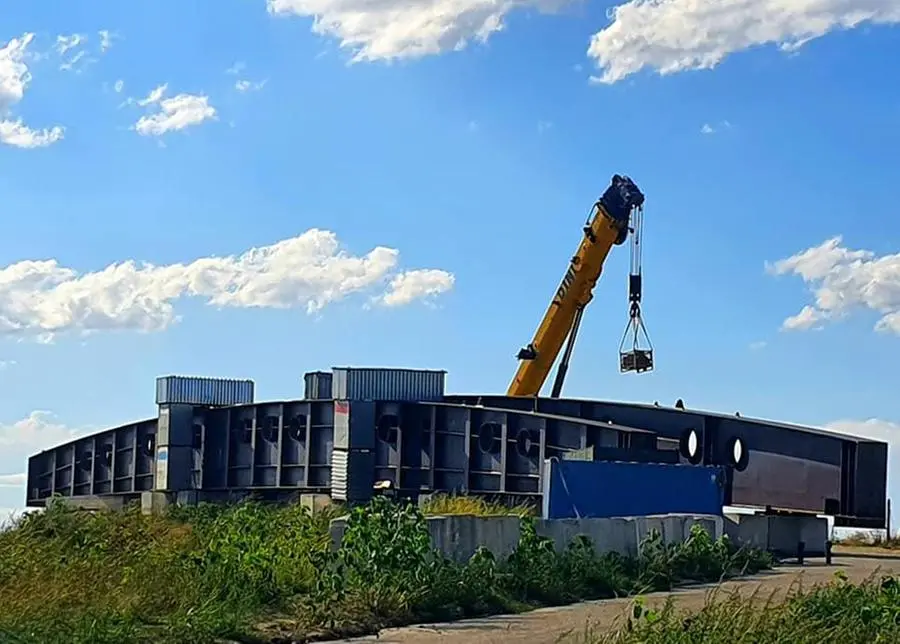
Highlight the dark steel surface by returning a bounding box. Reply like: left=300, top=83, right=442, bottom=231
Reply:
left=445, top=395, right=888, bottom=527
left=25, top=393, right=888, bottom=529
left=304, top=371, right=333, bottom=400
left=27, top=417, right=158, bottom=502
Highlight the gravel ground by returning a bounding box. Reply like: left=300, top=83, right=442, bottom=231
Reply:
left=333, top=556, right=900, bottom=644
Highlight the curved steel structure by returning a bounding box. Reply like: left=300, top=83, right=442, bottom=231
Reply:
left=26, top=391, right=888, bottom=530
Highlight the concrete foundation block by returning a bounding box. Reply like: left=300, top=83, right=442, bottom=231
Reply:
left=724, top=514, right=828, bottom=556
left=141, top=491, right=171, bottom=515
left=537, top=517, right=639, bottom=556
left=62, top=495, right=126, bottom=512
left=299, top=493, right=333, bottom=514
left=427, top=515, right=521, bottom=563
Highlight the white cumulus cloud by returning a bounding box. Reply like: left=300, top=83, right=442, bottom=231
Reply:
left=0, top=33, right=35, bottom=111
left=377, top=269, right=456, bottom=307
left=0, top=411, right=88, bottom=452
left=0, top=411, right=91, bottom=523
left=767, top=236, right=900, bottom=334
left=266, top=0, right=535, bottom=62
left=0, top=228, right=454, bottom=340
left=588, top=0, right=900, bottom=84
left=132, top=83, right=216, bottom=136
left=0, top=119, right=64, bottom=148
left=0, top=33, right=65, bottom=148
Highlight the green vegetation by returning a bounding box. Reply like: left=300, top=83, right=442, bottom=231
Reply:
left=572, top=571, right=900, bottom=643
left=0, top=496, right=771, bottom=644
left=418, top=492, right=535, bottom=517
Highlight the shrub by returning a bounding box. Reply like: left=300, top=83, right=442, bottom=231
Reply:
left=0, top=496, right=774, bottom=643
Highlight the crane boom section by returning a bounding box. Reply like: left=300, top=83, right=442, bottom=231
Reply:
left=507, top=175, right=645, bottom=397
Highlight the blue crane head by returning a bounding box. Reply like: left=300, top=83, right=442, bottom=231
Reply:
left=599, top=174, right=644, bottom=245
left=600, top=174, right=644, bottom=224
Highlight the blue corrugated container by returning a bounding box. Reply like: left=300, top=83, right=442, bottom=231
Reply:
left=542, top=459, right=726, bottom=520
left=331, top=367, right=446, bottom=401
left=304, top=371, right=333, bottom=399
left=155, top=375, right=255, bottom=406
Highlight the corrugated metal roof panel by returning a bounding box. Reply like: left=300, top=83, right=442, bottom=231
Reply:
left=155, top=376, right=255, bottom=407
left=331, top=367, right=445, bottom=401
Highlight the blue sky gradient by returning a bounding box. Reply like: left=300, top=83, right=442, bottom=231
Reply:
left=2, top=0, right=899, bottom=527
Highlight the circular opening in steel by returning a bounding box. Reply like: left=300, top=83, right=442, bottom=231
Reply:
left=288, top=415, right=306, bottom=442
left=515, top=429, right=538, bottom=458
left=478, top=423, right=500, bottom=454
left=687, top=429, right=698, bottom=458
left=732, top=438, right=744, bottom=465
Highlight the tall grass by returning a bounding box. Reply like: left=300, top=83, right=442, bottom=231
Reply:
left=577, top=571, right=900, bottom=643
left=420, top=493, right=534, bottom=517
left=0, top=496, right=772, bottom=643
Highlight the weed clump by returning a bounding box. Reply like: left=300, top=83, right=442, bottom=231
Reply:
left=584, top=571, right=900, bottom=644
left=420, top=493, right=534, bottom=517
left=0, top=496, right=771, bottom=643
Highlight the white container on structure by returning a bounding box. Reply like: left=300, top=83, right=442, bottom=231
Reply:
left=155, top=375, right=255, bottom=407
left=331, top=367, right=446, bottom=402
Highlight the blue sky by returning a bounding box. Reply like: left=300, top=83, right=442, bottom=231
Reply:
left=2, top=0, right=899, bottom=526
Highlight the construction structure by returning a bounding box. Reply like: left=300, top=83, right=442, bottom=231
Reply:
left=24, top=368, right=888, bottom=529
left=22, top=174, right=889, bottom=530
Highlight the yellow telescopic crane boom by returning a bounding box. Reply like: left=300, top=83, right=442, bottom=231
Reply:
left=507, top=174, right=652, bottom=398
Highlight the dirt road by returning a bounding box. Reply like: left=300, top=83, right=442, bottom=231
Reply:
left=334, top=556, right=900, bottom=643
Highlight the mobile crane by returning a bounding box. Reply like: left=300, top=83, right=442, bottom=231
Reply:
left=507, top=174, right=652, bottom=398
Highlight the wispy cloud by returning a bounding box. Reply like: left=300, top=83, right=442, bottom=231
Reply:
left=0, top=33, right=65, bottom=148
left=235, top=79, right=267, bottom=93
